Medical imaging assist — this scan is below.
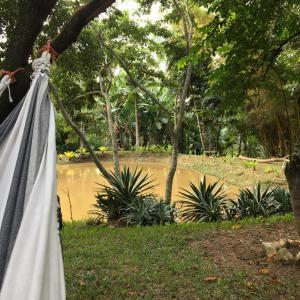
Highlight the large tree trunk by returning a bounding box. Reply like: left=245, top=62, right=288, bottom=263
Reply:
left=285, top=142, right=300, bottom=235
left=134, top=96, right=140, bottom=148
left=165, top=63, right=192, bottom=204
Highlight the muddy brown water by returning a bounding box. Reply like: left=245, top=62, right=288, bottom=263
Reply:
left=57, top=161, right=236, bottom=221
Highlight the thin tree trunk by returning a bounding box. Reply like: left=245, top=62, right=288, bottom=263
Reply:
left=134, top=96, right=140, bottom=148
left=50, top=82, right=111, bottom=180
left=80, top=121, right=84, bottom=148
left=104, top=94, right=120, bottom=177
left=195, top=104, right=206, bottom=154
left=237, top=133, right=242, bottom=156
left=165, top=63, right=193, bottom=204
left=165, top=0, right=193, bottom=204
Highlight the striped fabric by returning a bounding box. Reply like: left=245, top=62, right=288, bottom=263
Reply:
left=0, top=73, right=65, bottom=299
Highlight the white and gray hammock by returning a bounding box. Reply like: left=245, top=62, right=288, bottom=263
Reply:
left=0, top=54, right=65, bottom=299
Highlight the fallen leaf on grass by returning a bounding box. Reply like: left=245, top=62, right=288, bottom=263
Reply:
left=266, top=252, right=277, bottom=262
left=204, top=276, right=218, bottom=283
left=79, top=279, right=86, bottom=287
left=231, top=224, right=241, bottom=230
left=259, top=268, right=270, bottom=275
left=270, top=277, right=281, bottom=284
left=245, top=281, right=253, bottom=289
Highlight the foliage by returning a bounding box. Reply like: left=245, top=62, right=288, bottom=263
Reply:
left=76, top=147, right=88, bottom=155
left=121, top=197, right=177, bottom=226
left=273, top=187, right=292, bottom=214
left=178, top=176, right=228, bottom=222
left=243, top=161, right=257, bottom=171
left=91, top=167, right=155, bottom=222
left=136, top=144, right=172, bottom=153
left=62, top=151, right=78, bottom=161
left=231, top=183, right=276, bottom=218
left=98, top=146, right=108, bottom=154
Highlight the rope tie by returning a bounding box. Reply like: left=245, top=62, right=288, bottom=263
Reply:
left=38, top=40, right=59, bottom=61
left=0, top=68, right=25, bottom=102
left=32, top=40, right=59, bottom=79
left=31, top=51, right=51, bottom=80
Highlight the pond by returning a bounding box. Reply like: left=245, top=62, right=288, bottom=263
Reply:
left=57, top=161, right=232, bottom=221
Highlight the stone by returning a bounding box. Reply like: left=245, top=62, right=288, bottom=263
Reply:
left=273, top=248, right=294, bottom=263
left=262, top=242, right=277, bottom=257
left=279, top=239, right=288, bottom=248
left=295, top=251, right=300, bottom=265
left=286, top=239, right=300, bottom=248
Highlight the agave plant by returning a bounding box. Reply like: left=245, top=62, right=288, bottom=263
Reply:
left=122, top=197, right=177, bottom=226
left=272, top=187, right=292, bottom=214
left=90, top=167, right=155, bottom=222
left=178, top=176, right=228, bottom=222
left=232, top=183, right=275, bottom=218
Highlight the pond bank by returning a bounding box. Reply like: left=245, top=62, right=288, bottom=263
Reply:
left=57, top=151, right=287, bottom=189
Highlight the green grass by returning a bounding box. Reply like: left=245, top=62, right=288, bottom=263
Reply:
left=62, top=215, right=298, bottom=300
left=180, top=156, right=286, bottom=189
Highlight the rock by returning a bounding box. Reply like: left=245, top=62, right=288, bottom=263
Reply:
left=286, top=239, right=300, bottom=248
left=262, top=242, right=277, bottom=257
left=295, top=251, right=300, bottom=265
left=274, top=248, right=294, bottom=263
left=279, top=239, right=288, bottom=248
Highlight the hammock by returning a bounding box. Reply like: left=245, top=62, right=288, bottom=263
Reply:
left=0, top=53, right=65, bottom=299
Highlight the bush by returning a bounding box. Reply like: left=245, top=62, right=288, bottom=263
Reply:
left=231, top=183, right=275, bottom=218
left=178, top=176, right=228, bottom=222
left=273, top=187, right=292, bottom=214
left=121, top=197, right=177, bottom=226
left=243, top=160, right=257, bottom=171
left=90, top=167, right=155, bottom=222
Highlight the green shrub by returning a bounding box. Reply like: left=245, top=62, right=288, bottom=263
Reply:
left=243, top=160, right=257, bottom=171
left=90, top=167, right=155, bottom=222
left=178, top=176, right=228, bottom=222
left=231, top=183, right=275, bottom=218
left=122, top=197, right=177, bottom=226
left=273, top=187, right=292, bottom=214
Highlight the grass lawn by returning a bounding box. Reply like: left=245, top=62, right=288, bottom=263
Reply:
left=62, top=215, right=300, bottom=300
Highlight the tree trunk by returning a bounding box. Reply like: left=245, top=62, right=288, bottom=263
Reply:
left=105, top=94, right=120, bottom=177
left=285, top=151, right=300, bottom=235
left=195, top=103, right=206, bottom=154
left=134, top=96, right=140, bottom=148
left=165, top=63, right=192, bottom=204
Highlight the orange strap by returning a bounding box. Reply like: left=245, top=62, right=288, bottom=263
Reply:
left=0, top=68, right=25, bottom=84
left=38, top=40, right=59, bottom=61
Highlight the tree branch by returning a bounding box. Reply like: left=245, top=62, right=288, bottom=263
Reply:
left=52, top=0, right=116, bottom=54
left=102, top=41, right=170, bottom=114
left=50, top=81, right=111, bottom=180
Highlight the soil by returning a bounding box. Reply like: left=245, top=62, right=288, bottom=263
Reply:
left=192, top=222, right=300, bottom=281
